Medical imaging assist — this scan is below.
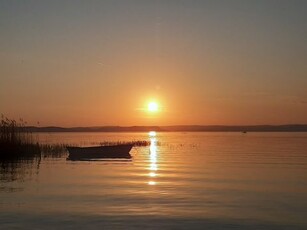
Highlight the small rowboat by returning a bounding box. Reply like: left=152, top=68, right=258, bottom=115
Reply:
left=67, top=144, right=133, bottom=160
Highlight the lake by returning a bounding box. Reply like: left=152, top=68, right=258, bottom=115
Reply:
left=1, top=132, right=307, bottom=229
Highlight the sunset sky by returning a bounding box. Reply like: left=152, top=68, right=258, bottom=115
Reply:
left=1, top=0, right=306, bottom=126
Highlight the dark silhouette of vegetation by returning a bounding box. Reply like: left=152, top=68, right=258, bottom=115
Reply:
left=25, top=124, right=307, bottom=132
left=0, top=115, right=40, bottom=159
left=40, top=143, right=69, bottom=158
left=99, top=140, right=157, bottom=147
left=0, top=115, right=161, bottom=160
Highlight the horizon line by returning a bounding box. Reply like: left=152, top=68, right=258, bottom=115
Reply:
left=28, top=124, right=307, bottom=128
left=23, top=124, right=307, bottom=132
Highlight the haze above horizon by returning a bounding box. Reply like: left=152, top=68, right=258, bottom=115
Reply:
left=1, top=0, right=306, bottom=126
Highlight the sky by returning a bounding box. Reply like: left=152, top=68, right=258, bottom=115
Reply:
left=1, top=0, right=307, bottom=126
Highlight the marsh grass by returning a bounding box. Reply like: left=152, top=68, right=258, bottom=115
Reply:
left=0, top=115, right=161, bottom=159
left=0, top=115, right=40, bottom=159
left=40, top=143, right=68, bottom=158
left=99, top=140, right=154, bottom=147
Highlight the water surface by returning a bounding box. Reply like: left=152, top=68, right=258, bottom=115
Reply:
left=1, top=132, right=307, bottom=229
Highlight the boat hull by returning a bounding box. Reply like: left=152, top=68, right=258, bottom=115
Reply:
left=67, top=144, right=133, bottom=160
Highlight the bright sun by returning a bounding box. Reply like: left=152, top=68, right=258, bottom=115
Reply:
left=148, top=102, right=158, bottom=112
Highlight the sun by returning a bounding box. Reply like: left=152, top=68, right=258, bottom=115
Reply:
left=148, top=102, right=158, bottom=112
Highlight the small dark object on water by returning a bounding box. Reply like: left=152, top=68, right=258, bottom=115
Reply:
left=67, top=144, right=133, bottom=160
left=99, top=140, right=150, bottom=147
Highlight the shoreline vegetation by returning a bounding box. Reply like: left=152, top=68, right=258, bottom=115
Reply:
left=0, top=116, right=40, bottom=159
left=1, top=114, right=305, bottom=159
left=0, top=116, right=155, bottom=159
left=24, top=124, right=307, bottom=132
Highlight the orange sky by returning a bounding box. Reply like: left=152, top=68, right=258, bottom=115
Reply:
left=1, top=1, right=307, bottom=126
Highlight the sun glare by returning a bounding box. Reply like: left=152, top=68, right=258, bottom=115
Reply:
left=149, top=131, right=156, bottom=137
left=148, top=102, right=158, bottom=112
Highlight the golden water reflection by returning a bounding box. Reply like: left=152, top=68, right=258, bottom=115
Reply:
left=148, top=131, right=156, bottom=137
left=148, top=131, right=158, bottom=185
left=149, top=172, right=156, bottom=177
left=148, top=181, right=156, bottom=185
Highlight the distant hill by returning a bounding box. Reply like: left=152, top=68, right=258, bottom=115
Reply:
left=24, top=125, right=307, bottom=132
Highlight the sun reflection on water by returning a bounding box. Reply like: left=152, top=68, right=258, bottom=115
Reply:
left=148, top=181, right=156, bottom=185
left=149, top=172, right=156, bottom=177
left=148, top=131, right=158, bottom=185
left=149, top=131, right=156, bottom=137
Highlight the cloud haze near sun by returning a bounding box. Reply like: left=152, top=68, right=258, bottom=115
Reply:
left=0, top=0, right=306, bottom=126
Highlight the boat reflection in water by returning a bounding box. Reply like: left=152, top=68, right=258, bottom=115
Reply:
left=148, top=131, right=158, bottom=186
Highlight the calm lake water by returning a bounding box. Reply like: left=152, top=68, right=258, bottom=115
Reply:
left=1, top=132, right=307, bottom=229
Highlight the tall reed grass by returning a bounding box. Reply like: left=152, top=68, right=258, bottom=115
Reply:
left=0, top=115, right=161, bottom=159
left=99, top=140, right=154, bottom=147
left=0, top=115, right=40, bottom=159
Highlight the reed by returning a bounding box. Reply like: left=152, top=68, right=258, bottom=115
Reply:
left=40, top=143, right=68, bottom=158
left=0, top=115, right=40, bottom=159
left=0, top=115, right=161, bottom=159
left=99, top=140, right=155, bottom=147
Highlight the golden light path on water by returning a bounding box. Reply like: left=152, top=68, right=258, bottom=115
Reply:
left=148, top=131, right=157, bottom=186
left=1, top=132, right=307, bottom=229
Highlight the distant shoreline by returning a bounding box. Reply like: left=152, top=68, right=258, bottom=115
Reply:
left=24, top=125, right=307, bottom=132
